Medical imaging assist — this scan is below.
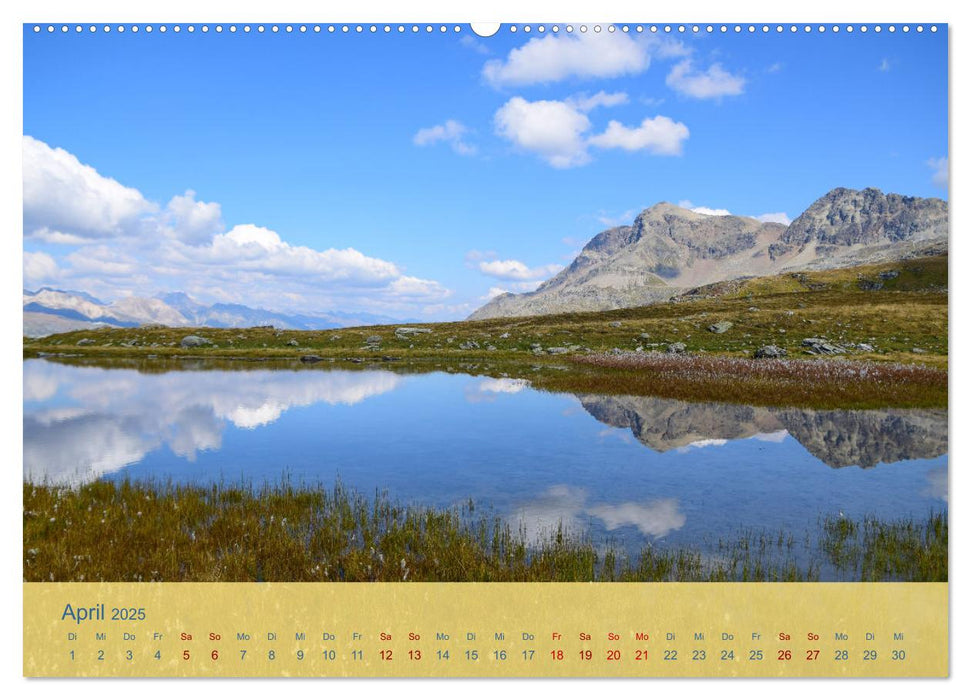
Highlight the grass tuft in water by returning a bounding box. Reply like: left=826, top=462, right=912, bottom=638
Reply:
left=23, top=481, right=946, bottom=583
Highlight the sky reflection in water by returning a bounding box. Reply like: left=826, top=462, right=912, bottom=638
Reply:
left=24, top=359, right=947, bottom=556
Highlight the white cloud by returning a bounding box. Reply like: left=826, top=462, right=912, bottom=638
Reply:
left=484, top=286, right=510, bottom=300
left=23, top=135, right=156, bottom=242
left=879, top=58, right=891, bottom=72
left=172, top=224, right=404, bottom=285
left=413, top=119, right=476, bottom=156
left=494, top=96, right=593, bottom=168
left=588, top=115, right=690, bottom=155
left=495, top=96, right=688, bottom=167
left=23, top=251, right=60, bottom=286
left=22, top=137, right=454, bottom=317
left=66, top=246, right=139, bottom=277
left=586, top=498, right=686, bottom=538
left=679, top=201, right=791, bottom=224
left=689, top=206, right=732, bottom=216
left=666, top=60, right=745, bottom=99
left=388, top=275, right=451, bottom=299
left=478, top=258, right=563, bottom=281
left=928, top=156, right=948, bottom=189
left=162, top=190, right=224, bottom=244
left=567, top=90, right=629, bottom=111
left=754, top=212, right=792, bottom=225
left=482, top=31, right=651, bottom=88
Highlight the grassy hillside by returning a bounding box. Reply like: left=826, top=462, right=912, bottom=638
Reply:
left=23, top=256, right=947, bottom=409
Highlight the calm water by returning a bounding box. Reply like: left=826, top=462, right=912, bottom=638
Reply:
left=24, top=359, right=948, bottom=560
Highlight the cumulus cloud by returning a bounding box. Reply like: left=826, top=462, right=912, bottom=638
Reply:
left=754, top=212, right=792, bottom=225
left=478, top=258, right=563, bottom=281
left=482, top=31, right=651, bottom=88
left=23, top=135, right=156, bottom=242
left=495, top=96, right=689, bottom=167
left=588, top=115, right=690, bottom=155
left=928, top=156, right=948, bottom=189
left=666, top=60, right=745, bottom=99
left=494, top=96, right=593, bottom=168
left=66, top=246, right=140, bottom=277
left=413, top=119, right=476, bottom=156
left=21, top=136, right=453, bottom=316
left=23, top=251, right=60, bottom=286
left=161, top=190, right=224, bottom=244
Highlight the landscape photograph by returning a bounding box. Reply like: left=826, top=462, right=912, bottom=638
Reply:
left=23, top=23, right=947, bottom=583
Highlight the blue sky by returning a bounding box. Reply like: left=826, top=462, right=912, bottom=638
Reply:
left=23, top=23, right=948, bottom=320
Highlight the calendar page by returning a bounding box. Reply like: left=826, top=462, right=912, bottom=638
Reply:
left=21, top=12, right=949, bottom=681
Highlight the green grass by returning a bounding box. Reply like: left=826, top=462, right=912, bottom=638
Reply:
left=23, top=481, right=947, bottom=583
left=22, top=256, right=948, bottom=409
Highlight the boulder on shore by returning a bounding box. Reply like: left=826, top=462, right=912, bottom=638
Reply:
left=754, top=345, right=787, bottom=359
left=180, top=335, right=211, bottom=348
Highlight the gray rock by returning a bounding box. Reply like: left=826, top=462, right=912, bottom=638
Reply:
left=180, top=335, right=212, bottom=348
left=856, top=343, right=875, bottom=352
left=546, top=346, right=570, bottom=354
left=666, top=342, right=687, bottom=354
left=76, top=338, right=95, bottom=346
left=300, top=354, right=322, bottom=363
left=395, top=327, right=432, bottom=338
left=911, top=347, right=927, bottom=354
left=754, top=345, right=787, bottom=359
left=638, top=332, right=651, bottom=339
left=608, top=321, right=623, bottom=328
left=801, top=337, right=845, bottom=355
left=365, top=335, right=382, bottom=344
left=879, top=269, right=900, bottom=280
left=286, top=339, right=299, bottom=347
left=458, top=340, right=480, bottom=350
left=499, top=332, right=510, bottom=339
left=707, top=321, right=733, bottom=334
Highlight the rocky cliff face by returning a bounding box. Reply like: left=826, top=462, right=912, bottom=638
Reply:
left=469, top=187, right=948, bottom=320
left=781, top=187, right=948, bottom=248
left=577, top=394, right=948, bottom=469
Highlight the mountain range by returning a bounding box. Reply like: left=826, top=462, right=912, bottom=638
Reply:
left=469, top=187, right=948, bottom=320
left=22, top=288, right=407, bottom=337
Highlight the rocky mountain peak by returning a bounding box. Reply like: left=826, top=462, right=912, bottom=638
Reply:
left=468, top=186, right=948, bottom=321
left=782, top=186, right=948, bottom=248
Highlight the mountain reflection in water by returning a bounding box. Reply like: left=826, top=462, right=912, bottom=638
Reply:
left=23, top=359, right=946, bottom=559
